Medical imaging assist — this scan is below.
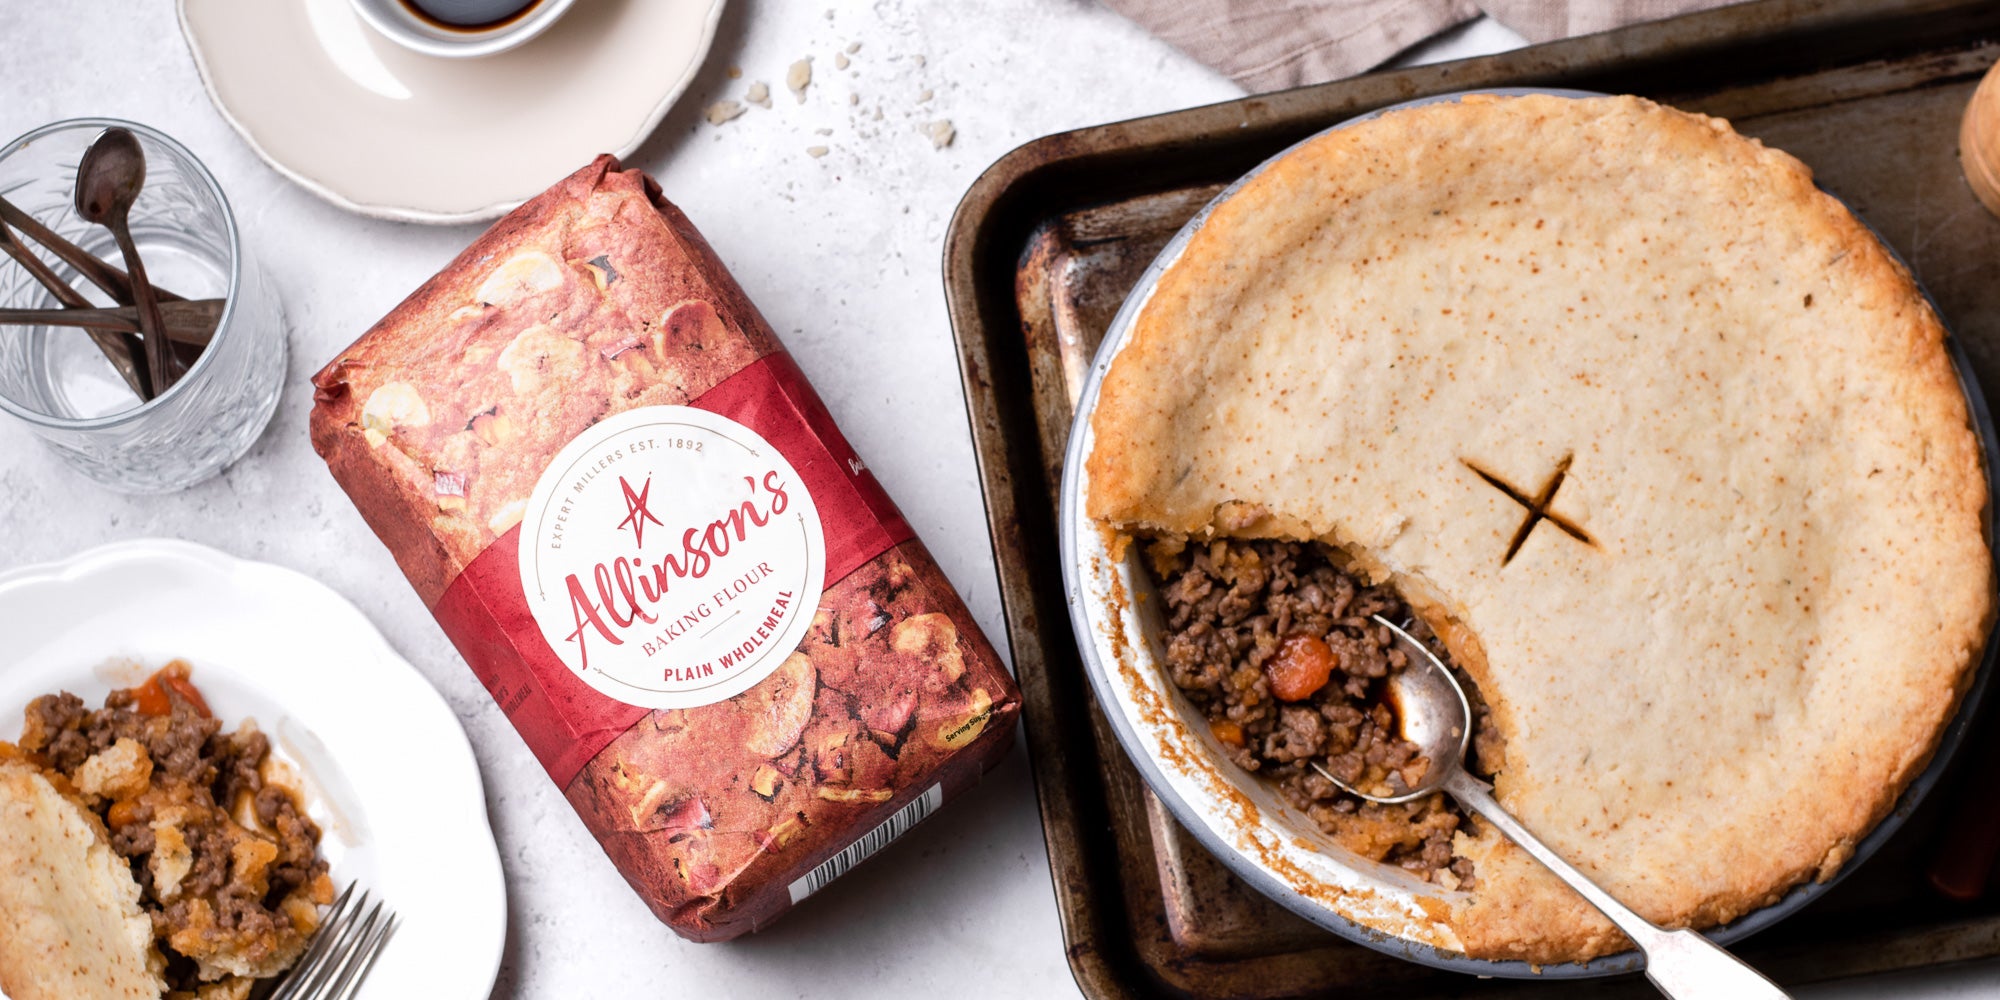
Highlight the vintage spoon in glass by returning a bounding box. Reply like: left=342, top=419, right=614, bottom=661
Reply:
left=75, top=126, right=178, bottom=396
left=1311, top=616, right=1791, bottom=999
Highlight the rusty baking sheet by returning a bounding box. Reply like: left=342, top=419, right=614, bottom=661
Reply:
left=943, top=1, right=2000, bottom=996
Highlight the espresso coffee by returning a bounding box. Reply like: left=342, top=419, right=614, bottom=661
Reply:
left=399, top=0, right=539, bottom=30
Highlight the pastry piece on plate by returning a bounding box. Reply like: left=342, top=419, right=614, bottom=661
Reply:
left=0, top=756, right=164, bottom=1000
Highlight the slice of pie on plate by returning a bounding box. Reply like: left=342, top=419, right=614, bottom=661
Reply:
left=1086, top=93, right=1994, bottom=963
left=0, top=757, right=164, bottom=1000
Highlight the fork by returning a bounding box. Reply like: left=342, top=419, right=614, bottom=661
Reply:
left=267, top=884, right=398, bottom=1000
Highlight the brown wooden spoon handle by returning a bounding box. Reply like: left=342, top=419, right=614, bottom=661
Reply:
left=105, top=217, right=177, bottom=394
left=0, top=218, right=149, bottom=397
left=0, top=193, right=188, bottom=305
left=0, top=300, right=221, bottom=345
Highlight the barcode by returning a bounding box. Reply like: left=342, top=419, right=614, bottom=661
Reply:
left=789, top=783, right=943, bottom=903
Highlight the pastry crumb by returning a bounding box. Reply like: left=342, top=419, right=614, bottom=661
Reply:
left=788, top=58, right=813, bottom=102
left=807, top=146, right=830, bottom=159
left=746, top=82, right=771, bottom=109
left=834, top=52, right=850, bottom=71
left=847, top=41, right=862, bottom=54
left=706, top=101, right=746, bottom=125
left=924, top=119, right=955, bottom=149
left=848, top=92, right=860, bottom=106
left=727, top=66, right=742, bottom=79
left=913, top=54, right=926, bottom=68
left=917, top=89, right=933, bottom=104
left=814, top=127, right=833, bottom=136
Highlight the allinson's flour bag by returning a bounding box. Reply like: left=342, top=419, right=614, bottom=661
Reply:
left=310, top=156, right=1020, bottom=940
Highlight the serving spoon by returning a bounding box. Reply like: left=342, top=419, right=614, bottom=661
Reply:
left=75, top=127, right=179, bottom=397
left=1312, top=616, right=1791, bottom=999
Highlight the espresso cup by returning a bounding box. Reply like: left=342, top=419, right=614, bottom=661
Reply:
left=349, top=0, right=579, bottom=59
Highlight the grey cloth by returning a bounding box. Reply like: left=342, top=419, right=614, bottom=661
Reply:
left=1104, top=0, right=1744, bottom=92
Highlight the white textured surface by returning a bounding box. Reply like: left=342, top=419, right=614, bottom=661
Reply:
left=0, top=2, right=1993, bottom=997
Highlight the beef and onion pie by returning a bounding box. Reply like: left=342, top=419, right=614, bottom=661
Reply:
left=1084, top=94, right=1994, bottom=963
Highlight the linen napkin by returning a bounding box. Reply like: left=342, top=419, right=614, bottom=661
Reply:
left=1105, top=0, right=1746, bottom=92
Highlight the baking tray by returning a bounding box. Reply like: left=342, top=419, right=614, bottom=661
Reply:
left=942, top=0, right=2000, bottom=996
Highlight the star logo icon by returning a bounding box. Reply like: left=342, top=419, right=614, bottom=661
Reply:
left=616, top=474, right=664, bottom=547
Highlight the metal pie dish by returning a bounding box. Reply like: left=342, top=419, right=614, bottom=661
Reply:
left=1057, top=88, right=2000, bottom=978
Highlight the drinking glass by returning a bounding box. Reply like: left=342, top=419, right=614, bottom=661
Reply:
left=0, top=118, right=284, bottom=493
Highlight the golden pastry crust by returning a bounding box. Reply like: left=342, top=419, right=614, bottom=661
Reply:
left=0, top=758, right=164, bottom=1000
left=1087, top=94, right=1994, bottom=963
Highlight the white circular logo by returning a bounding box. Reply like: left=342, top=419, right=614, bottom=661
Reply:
left=517, top=405, right=826, bottom=709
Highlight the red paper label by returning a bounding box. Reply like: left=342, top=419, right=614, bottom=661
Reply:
left=433, top=353, right=914, bottom=784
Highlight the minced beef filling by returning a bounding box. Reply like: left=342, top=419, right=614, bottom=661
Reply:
left=1151, top=537, right=1499, bottom=889
left=19, top=663, right=331, bottom=995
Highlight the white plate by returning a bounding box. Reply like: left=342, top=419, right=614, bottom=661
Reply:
left=177, top=0, right=727, bottom=223
left=0, top=539, right=505, bottom=999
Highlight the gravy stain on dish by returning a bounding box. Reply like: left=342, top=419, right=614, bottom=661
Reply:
left=279, top=717, right=370, bottom=849
left=91, top=658, right=154, bottom=689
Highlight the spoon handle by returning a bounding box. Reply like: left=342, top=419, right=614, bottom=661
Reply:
left=1441, top=768, right=1790, bottom=999
left=0, top=222, right=150, bottom=398
left=106, top=222, right=175, bottom=396
left=0, top=195, right=186, bottom=306
left=0, top=301, right=221, bottom=345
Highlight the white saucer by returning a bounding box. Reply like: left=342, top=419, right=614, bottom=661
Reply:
left=178, top=0, right=726, bottom=223
left=0, top=540, right=506, bottom=999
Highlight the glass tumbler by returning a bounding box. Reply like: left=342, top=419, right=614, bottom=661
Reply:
left=0, top=118, right=284, bottom=493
